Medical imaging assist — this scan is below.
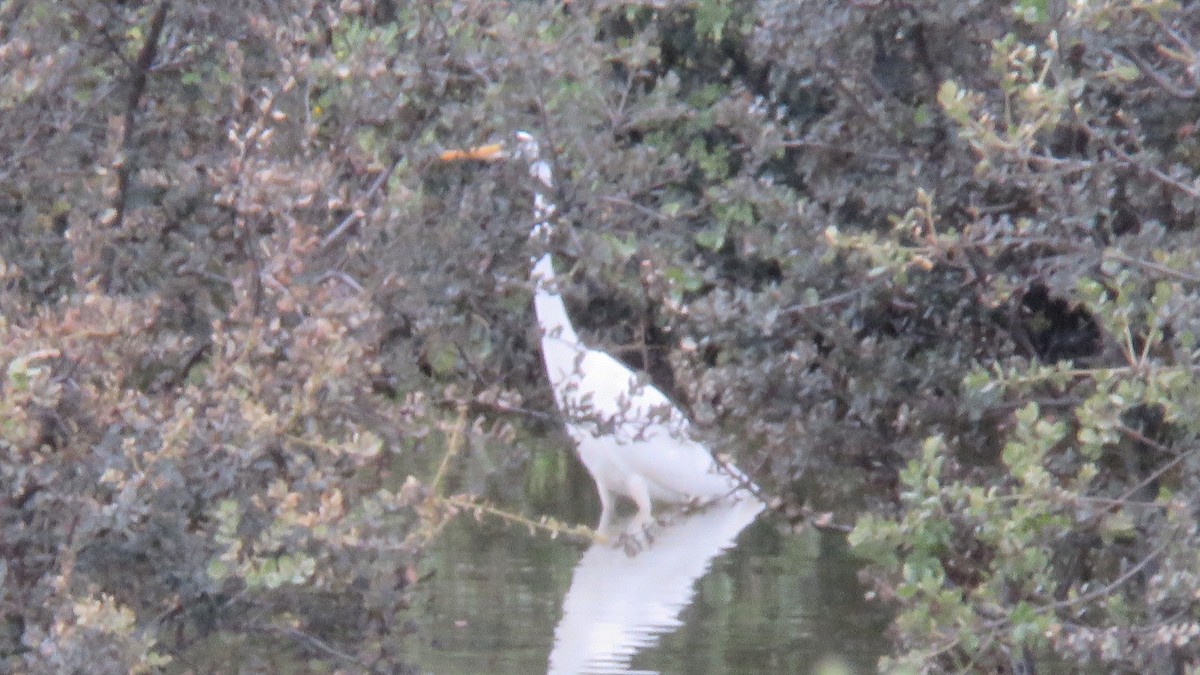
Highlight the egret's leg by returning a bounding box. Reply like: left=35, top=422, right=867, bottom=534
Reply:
left=625, top=474, right=654, bottom=535
left=611, top=474, right=656, bottom=555
left=595, top=483, right=617, bottom=535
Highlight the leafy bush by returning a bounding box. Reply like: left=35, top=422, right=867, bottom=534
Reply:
left=2, top=0, right=1198, bottom=671
left=844, top=2, right=1200, bottom=671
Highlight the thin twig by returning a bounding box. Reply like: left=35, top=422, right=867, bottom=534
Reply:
left=441, top=493, right=597, bottom=543
left=430, top=405, right=468, bottom=496
left=111, top=1, right=169, bottom=233
left=1049, top=535, right=1172, bottom=611
left=780, top=287, right=865, bottom=315
left=319, top=157, right=399, bottom=250
left=1110, top=431, right=1195, bottom=506
left=1103, top=136, right=1200, bottom=201
left=1104, top=249, right=1200, bottom=284
left=439, top=397, right=556, bottom=423
left=599, top=195, right=678, bottom=224
left=267, top=623, right=364, bottom=665
left=314, top=270, right=365, bottom=293
left=1114, top=47, right=1197, bottom=99
left=780, top=138, right=905, bottom=163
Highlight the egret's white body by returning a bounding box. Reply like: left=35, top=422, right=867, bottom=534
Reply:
left=446, top=132, right=754, bottom=539
left=513, top=132, right=752, bottom=538
left=531, top=251, right=748, bottom=534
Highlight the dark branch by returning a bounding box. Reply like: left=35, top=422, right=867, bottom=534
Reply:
left=111, top=2, right=170, bottom=236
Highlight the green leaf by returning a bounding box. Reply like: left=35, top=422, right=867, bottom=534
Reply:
left=427, top=341, right=460, bottom=377
left=602, top=232, right=638, bottom=260
left=1014, top=0, right=1049, bottom=23
left=695, top=224, right=726, bottom=251
left=664, top=266, right=704, bottom=293
left=206, top=559, right=229, bottom=581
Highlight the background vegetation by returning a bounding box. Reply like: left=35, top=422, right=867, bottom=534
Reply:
left=1, top=0, right=1198, bottom=672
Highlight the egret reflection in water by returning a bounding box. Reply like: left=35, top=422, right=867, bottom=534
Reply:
left=548, top=497, right=765, bottom=674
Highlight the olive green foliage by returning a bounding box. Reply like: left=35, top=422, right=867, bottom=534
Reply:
left=2, top=0, right=1199, bottom=672
left=841, top=2, right=1200, bottom=673
left=0, top=1, right=541, bottom=671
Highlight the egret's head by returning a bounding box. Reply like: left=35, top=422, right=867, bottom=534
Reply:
left=513, top=131, right=541, bottom=162
left=515, top=131, right=553, bottom=189
left=439, top=131, right=552, bottom=188
left=438, top=131, right=556, bottom=241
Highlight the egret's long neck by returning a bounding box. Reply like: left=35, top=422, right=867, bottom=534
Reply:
left=532, top=253, right=583, bottom=390
left=521, top=139, right=585, bottom=394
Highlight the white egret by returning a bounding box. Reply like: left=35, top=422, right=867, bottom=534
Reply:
left=442, top=132, right=756, bottom=543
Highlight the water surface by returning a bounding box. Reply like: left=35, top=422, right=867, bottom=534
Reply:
left=413, top=498, right=889, bottom=674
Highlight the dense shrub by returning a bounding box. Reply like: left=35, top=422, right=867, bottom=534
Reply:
left=1, top=0, right=1198, bottom=671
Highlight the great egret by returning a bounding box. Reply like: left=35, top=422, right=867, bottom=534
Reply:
left=441, top=132, right=755, bottom=543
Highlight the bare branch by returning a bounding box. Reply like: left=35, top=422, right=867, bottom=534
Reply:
left=110, top=2, right=170, bottom=235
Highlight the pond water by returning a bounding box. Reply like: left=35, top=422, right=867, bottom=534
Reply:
left=410, top=494, right=890, bottom=674
left=169, top=435, right=890, bottom=674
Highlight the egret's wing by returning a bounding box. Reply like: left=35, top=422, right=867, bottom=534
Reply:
left=561, top=350, right=691, bottom=441
left=564, top=351, right=747, bottom=499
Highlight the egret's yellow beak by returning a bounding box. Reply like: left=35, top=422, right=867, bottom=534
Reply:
left=439, top=142, right=505, bottom=162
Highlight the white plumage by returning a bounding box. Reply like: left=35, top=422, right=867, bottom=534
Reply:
left=446, top=131, right=755, bottom=541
